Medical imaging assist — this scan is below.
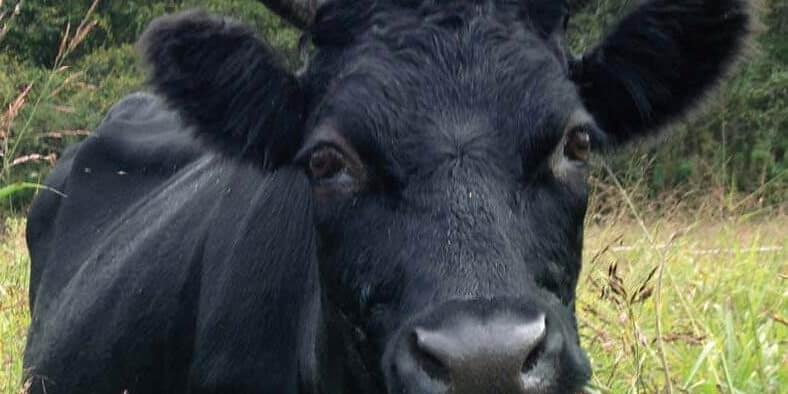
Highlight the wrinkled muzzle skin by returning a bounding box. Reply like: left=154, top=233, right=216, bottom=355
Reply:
left=137, top=0, right=752, bottom=392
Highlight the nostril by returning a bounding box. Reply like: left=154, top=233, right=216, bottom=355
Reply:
left=521, top=333, right=546, bottom=373
left=512, top=313, right=547, bottom=372
left=521, top=316, right=566, bottom=391
left=410, top=329, right=451, bottom=383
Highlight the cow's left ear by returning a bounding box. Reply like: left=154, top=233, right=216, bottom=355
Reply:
left=570, top=0, right=752, bottom=149
left=138, top=11, right=305, bottom=168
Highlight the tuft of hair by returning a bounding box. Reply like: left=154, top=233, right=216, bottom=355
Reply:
left=137, top=10, right=305, bottom=168
left=310, top=0, right=375, bottom=47
left=571, top=0, right=753, bottom=149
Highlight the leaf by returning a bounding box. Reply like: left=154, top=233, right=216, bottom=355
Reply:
left=0, top=182, right=65, bottom=200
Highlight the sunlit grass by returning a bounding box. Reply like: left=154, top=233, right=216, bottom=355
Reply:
left=580, top=217, right=787, bottom=393
left=0, top=217, right=29, bottom=394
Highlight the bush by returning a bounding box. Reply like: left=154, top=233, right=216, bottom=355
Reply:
left=0, top=0, right=297, bottom=67
left=1, top=0, right=181, bottom=67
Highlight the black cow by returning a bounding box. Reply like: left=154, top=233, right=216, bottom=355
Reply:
left=23, top=0, right=751, bottom=393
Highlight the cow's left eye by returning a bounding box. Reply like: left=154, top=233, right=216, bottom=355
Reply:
left=306, top=145, right=362, bottom=190
left=309, top=146, right=347, bottom=180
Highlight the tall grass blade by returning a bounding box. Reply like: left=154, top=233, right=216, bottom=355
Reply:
left=0, top=182, right=65, bottom=201
left=683, top=340, right=716, bottom=389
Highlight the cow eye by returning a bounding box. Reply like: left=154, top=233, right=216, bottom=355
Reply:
left=309, top=146, right=349, bottom=181
left=564, top=127, right=591, bottom=162
left=306, top=145, right=363, bottom=190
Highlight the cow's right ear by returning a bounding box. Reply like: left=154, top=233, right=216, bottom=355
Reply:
left=138, top=11, right=305, bottom=168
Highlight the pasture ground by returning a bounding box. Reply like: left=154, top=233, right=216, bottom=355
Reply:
left=1, top=214, right=786, bottom=393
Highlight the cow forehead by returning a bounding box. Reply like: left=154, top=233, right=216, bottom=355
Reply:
left=309, top=25, right=576, bottom=178
left=312, top=0, right=568, bottom=47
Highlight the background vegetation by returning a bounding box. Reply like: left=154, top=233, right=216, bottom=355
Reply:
left=0, top=0, right=785, bottom=393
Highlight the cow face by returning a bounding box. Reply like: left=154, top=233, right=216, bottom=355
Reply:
left=139, top=1, right=750, bottom=392
left=298, top=5, right=594, bottom=392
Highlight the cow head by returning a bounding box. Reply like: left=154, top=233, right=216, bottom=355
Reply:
left=138, top=0, right=751, bottom=392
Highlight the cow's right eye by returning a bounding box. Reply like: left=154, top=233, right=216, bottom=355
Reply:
left=564, top=126, right=591, bottom=163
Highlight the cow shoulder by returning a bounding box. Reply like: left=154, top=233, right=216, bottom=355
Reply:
left=25, top=92, right=319, bottom=393
left=24, top=92, right=215, bottom=392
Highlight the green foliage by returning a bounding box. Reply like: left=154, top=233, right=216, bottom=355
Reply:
left=1, top=0, right=180, bottom=66
left=0, top=0, right=297, bottom=67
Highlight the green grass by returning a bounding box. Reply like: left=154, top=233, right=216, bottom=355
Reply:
left=579, top=217, right=787, bottom=393
left=0, top=213, right=785, bottom=393
left=0, top=217, right=30, bottom=394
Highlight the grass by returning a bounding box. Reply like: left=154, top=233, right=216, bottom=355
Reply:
left=0, top=217, right=29, bottom=394
left=0, top=211, right=785, bottom=393
left=579, top=215, right=786, bottom=393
